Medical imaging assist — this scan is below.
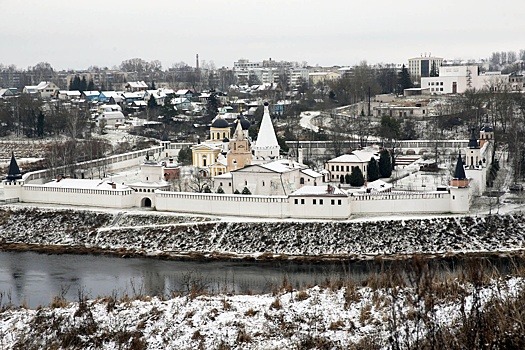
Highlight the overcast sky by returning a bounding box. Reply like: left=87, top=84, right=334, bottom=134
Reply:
left=1, top=0, right=523, bottom=70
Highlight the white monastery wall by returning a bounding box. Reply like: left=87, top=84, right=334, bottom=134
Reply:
left=155, top=192, right=289, bottom=218
left=350, top=192, right=453, bottom=214
left=20, top=185, right=135, bottom=208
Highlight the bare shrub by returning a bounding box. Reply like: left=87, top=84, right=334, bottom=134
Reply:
left=295, top=290, right=309, bottom=301
left=244, top=308, right=258, bottom=317
left=270, top=297, right=282, bottom=310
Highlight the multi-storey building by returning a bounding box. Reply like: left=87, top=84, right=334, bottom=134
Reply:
left=408, top=55, right=443, bottom=83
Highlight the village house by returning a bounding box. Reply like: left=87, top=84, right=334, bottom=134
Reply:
left=23, top=81, right=60, bottom=99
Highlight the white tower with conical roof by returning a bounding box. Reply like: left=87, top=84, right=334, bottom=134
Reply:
left=253, top=102, right=280, bottom=162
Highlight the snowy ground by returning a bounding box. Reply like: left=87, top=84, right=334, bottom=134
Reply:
left=299, top=111, right=321, bottom=133
left=1, top=276, right=523, bottom=349
left=1, top=206, right=525, bottom=261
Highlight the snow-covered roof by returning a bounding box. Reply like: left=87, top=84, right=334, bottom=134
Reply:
left=301, top=168, right=323, bottom=178
left=83, top=91, right=100, bottom=97
left=59, top=90, right=81, bottom=96
left=290, top=185, right=347, bottom=197
left=253, top=103, right=279, bottom=150
left=101, top=111, right=125, bottom=119
left=328, top=150, right=377, bottom=164
left=175, top=89, right=192, bottom=95
left=260, top=161, right=295, bottom=173
left=127, top=81, right=148, bottom=89
left=40, top=179, right=130, bottom=191
left=100, top=91, right=120, bottom=98
left=122, top=92, right=145, bottom=99
left=214, top=172, right=232, bottom=179
left=128, top=181, right=170, bottom=188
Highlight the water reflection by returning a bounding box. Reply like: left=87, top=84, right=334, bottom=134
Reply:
left=0, top=251, right=521, bottom=308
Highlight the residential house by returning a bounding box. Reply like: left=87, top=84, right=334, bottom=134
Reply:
left=57, top=90, right=81, bottom=101
left=173, top=97, right=192, bottom=112
left=125, top=81, right=148, bottom=92
left=0, top=89, right=15, bottom=99
left=23, top=81, right=60, bottom=99
left=82, top=91, right=101, bottom=102
left=175, top=89, right=194, bottom=99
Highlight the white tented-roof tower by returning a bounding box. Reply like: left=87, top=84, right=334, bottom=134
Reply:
left=253, top=102, right=280, bottom=161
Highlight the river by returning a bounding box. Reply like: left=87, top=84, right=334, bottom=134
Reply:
left=0, top=251, right=521, bottom=308
left=0, top=251, right=377, bottom=308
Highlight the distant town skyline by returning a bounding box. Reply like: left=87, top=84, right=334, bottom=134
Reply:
left=1, top=0, right=523, bottom=70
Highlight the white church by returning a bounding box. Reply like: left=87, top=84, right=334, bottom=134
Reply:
left=2, top=103, right=490, bottom=219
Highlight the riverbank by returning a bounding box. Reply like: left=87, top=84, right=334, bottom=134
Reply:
left=0, top=206, right=525, bottom=262
left=1, top=269, right=524, bottom=349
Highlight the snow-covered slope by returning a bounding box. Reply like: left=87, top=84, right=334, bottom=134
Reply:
left=1, top=207, right=524, bottom=260
left=1, top=277, right=523, bottom=349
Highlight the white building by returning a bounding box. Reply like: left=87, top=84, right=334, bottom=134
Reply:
left=325, top=150, right=379, bottom=183
left=23, top=81, right=60, bottom=99
left=408, top=55, right=444, bottom=83
left=421, top=65, right=511, bottom=94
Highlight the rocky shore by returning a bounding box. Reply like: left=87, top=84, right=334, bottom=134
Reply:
left=0, top=206, right=524, bottom=261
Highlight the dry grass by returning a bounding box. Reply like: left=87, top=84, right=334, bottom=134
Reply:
left=236, top=327, right=252, bottom=343
left=328, top=319, right=345, bottom=330
left=244, top=308, right=258, bottom=317
left=295, top=290, right=309, bottom=301
left=270, top=297, right=282, bottom=310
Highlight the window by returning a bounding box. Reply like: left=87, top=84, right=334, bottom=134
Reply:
left=320, top=199, right=323, bottom=205
left=313, top=199, right=316, bottom=205
left=220, top=182, right=223, bottom=187
left=346, top=166, right=349, bottom=172
left=331, top=199, right=335, bottom=205
left=228, top=182, right=231, bottom=187
left=301, top=199, right=305, bottom=204
left=294, top=199, right=298, bottom=204
left=336, top=165, right=339, bottom=171
left=338, top=200, right=342, bottom=205
left=331, top=165, right=334, bottom=171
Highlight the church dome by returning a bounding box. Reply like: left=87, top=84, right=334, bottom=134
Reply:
left=237, top=115, right=251, bottom=130
left=211, top=117, right=229, bottom=128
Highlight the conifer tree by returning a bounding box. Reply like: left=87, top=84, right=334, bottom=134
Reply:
left=349, top=167, right=365, bottom=187
left=147, top=95, right=158, bottom=110
left=79, top=76, right=88, bottom=92
left=69, top=75, right=81, bottom=91
left=397, top=64, right=413, bottom=94
left=87, top=79, right=95, bottom=91
left=379, top=150, right=392, bottom=178
left=367, top=157, right=380, bottom=181
left=242, top=187, right=251, bottom=195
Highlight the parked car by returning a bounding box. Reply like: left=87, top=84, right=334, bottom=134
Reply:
left=509, top=183, right=524, bottom=192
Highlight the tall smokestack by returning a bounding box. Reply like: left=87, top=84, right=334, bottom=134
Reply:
left=196, top=54, right=199, bottom=70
